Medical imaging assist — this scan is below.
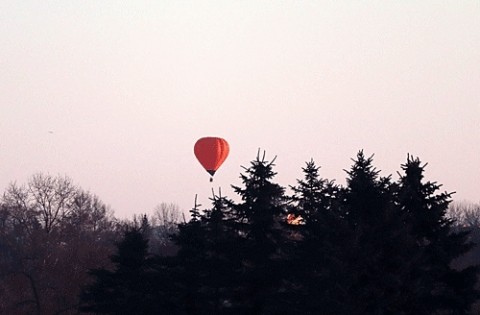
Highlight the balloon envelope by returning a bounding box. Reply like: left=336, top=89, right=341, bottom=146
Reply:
left=194, top=137, right=229, bottom=176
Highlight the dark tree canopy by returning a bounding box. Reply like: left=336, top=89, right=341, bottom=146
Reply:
left=80, top=227, right=178, bottom=314
left=397, top=155, right=479, bottom=314
left=26, top=150, right=474, bottom=315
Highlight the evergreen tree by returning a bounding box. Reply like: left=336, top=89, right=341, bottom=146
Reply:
left=398, top=155, right=479, bottom=314
left=290, top=159, right=338, bottom=221
left=171, top=197, right=208, bottom=315
left=288, top=159, right=348, bottom=314
left=80, top=227, right=177, bottom=314
left=172, top=192, right=240, bottom=315
left=200, top=191, right=240, bottom=315
left=228, top=152, right=288, bottom=315
left=340, top=151, right=421, bottom=315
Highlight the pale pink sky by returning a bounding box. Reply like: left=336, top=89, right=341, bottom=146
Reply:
left=1, top=1, right=479, bottom=218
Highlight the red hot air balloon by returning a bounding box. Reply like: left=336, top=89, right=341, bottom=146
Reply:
left=194, top=137, right=229, bottom=181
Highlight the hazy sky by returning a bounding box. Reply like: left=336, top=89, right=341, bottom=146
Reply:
left=1, top=1, right=479, bottom=218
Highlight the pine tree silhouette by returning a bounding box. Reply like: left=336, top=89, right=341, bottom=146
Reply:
left=398, top=155, right=479, bottom=314
left=288, top=159, right=348, bottom=314
left=80, top=227, right=175, bottom=314
left=228, top=151, right=287, bottom=315
left=340, top=151, right=421, bottom=314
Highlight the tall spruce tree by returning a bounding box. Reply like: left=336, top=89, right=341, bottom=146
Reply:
left=171, top=197, right=208, bottom=315
left=398, top=155, right=479, bottom=314
left=199, top=192, right=240, bottom=315
left=174, top=191, right=239, bottom=315
left=288, top=159, right=348, bottom=314
left=80, top=227, right=176, bottom=314
left=228, top=152, right=288, bottom=315
left=341, top=151, right=422, bottom=315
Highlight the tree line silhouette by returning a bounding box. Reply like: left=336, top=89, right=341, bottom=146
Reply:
left=1, top=151, right=479, bottom=314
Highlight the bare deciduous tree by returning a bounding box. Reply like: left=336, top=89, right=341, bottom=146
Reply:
left=153, top=202, right=181, bottom=240
left=448, top=201, right=480, bottom=228
left=0, top=173, right=120, bottom=314
left=2, top=182, right=38, bottom=235
left=28, top=174, right=77, bottom=234
left=68, top=189, right=116, bottom=234
left=141, top=202, right=182, bottom=256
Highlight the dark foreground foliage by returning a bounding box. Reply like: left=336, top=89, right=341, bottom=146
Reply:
left=80, top=151, right=479, bottom=315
